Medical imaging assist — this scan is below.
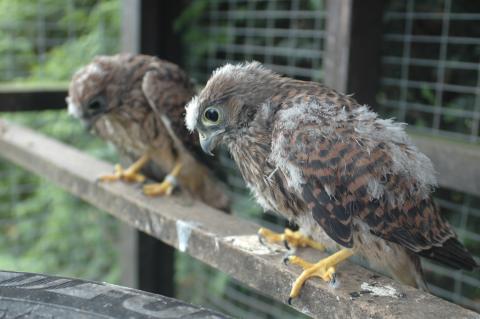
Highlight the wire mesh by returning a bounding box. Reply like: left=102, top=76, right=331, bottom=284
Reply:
left=0, top=0, right=121, bottom=293
left=0, top=111, right=120, bottom=282
left=180, top=0, right=326, bottom=83
left=378, top=0, right=480, bottom=311
left=0, top=0, right=119, bottom=82
left=378, top=0, right=480, bottom=143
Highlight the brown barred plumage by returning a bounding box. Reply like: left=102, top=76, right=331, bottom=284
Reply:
left=186, top=62, right=477, bottom=293
left=67, top=54, right=230, bottom=212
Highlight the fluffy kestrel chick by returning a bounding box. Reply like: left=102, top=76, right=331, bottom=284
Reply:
left=67, top=53, right=229, bottom=211
left=185, top=62, right=478, bottom=302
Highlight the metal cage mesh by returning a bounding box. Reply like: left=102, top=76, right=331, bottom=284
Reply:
left=378, top=0, right=480, bottom=143
left=184, top=0, right=326, bottom=83
left=377, top=0, right=480, bottom=311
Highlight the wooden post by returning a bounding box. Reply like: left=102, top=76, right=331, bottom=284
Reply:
left=138, top=0, right=185, bottom=64
left=0, top=86, right=67, bottom=112
left=324, top=0, right=385, bottom=107
left=120, top=0, right=187, bottom=298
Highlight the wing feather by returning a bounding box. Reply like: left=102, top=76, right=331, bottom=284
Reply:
left=271, top=98, right=477, bottom=269
left=141, top=58, right=199, bottom=153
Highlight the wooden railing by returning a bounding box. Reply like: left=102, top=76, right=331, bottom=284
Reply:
left=0, top=119, right=478, bottom=319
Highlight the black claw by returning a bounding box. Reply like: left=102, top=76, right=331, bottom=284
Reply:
left=258, top=234, right=265, bottom=245
left=287, top=297, right=293, bottom=305
left=283, top=256, right=290, bottom=265
left=330, top=273, right=337, bottom=286
left=283, top=239, right=290, bottom=250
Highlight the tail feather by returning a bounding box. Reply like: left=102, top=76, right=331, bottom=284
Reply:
left=419, top=238, right=478, bottom=271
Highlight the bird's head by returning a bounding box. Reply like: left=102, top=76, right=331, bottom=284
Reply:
left=185, top=61, right=281, bottom=155
left=66, top=54, right=131, bottom=131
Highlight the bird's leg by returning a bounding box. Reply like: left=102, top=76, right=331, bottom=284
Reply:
left=286, top=248, right=353, bottom=303
left=143, top=162, right=182, bottom=196
left=258, top=227, right=325, bottom=251
left=98, top=153, right=149, bottom=183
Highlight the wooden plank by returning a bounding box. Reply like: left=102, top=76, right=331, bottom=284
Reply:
left=0, top=86, right=68, bottom=112
left=324, top=0, right=352, bottom=93
left=411, top=133, right=480, bottom=197
left=0, top=119, right=477, bottom=319
left=324, top=0, right=385, bottom=106
left=121, top=0, right=141, bottom=53
left=121, top=0, right=188, bottom=296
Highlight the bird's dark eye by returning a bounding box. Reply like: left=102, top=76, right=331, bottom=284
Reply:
left=204, top=108, right=220, bottom=123
left=88, top=100, right=102, bottom=111
left=86, top=96, right=106, bottom=114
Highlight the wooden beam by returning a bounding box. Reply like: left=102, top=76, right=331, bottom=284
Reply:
left=324, top=0, right=385, bottom=107
left=138, top=0, right=186, bottom=65
left=346, top=0, right=385, bottom=107
left=411, top=133, right=480, bottom=196
left=0, top=120, right=477, bottom=319
left=0, top=86, right=68, bottom=112
left=324, top=0, right=352, bottom=93
left=121, top=0, right=141, bottom=53
left=121, top=0, right=188, bottom=296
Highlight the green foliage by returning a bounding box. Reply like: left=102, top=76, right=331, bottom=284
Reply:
left=0, top=111, right=120, bottom=282
left=0, top=0, right=119, bottom=82
left=0, top=0, right=120, bottom=283
left=175, top=0, right=231, bottom=82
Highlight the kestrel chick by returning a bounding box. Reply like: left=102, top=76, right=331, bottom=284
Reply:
left=67, top=54, right=229, bottom=211
left=185, top=62, right=478, bottom=301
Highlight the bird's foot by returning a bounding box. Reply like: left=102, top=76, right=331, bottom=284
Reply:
left=286, top=248, right=353, bottom=304
left=258, top=227, right=325, bottom=251
left=98, top=163, right=146, bottom=183
left=97, top=153, right=150, bottom=183
left=143, top=162, right=182, bottom=196
left=143, top=174, right=177, bottom=196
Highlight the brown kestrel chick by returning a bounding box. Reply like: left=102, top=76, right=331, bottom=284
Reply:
left=67, top=53, right=229, bottom=211
left=185, top=62, right=478, bottom=302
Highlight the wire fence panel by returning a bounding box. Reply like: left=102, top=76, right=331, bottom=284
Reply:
left=0, top=111, right=120, bottom=284
left=0, top=0, right=121, bottom=297
left=378, top=0, right=480, bottom=311
left=378, top=0, right=480, bottom=143
left=0, top=0, right=119, bottom=82
left=179, top=0, right=326, bottom=83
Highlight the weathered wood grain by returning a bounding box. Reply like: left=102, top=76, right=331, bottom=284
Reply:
left=0, top=119, right=478, bottom=319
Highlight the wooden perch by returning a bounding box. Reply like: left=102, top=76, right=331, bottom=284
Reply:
left=0, top=119, right=478, bottom=319
left=0, top=85, right=68, bottom=112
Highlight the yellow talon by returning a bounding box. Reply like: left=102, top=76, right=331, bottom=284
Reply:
left=143, top=180, right=175, bottom=196
left=143, top=163, right=182, bottom=196
left=258, top=227, right=325, bottom=251
left=287, top=248, right=353, bottom=302
left=98, top=154, right=149, bottom=183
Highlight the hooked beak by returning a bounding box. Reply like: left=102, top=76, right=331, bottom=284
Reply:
left=199, top=130, right=224, bottom=156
